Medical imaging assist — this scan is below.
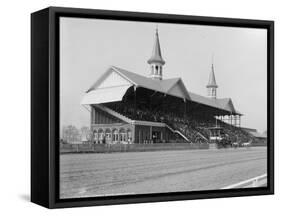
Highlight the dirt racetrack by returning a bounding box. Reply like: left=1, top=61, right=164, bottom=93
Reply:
left=60, top=147, right=267, bottom=198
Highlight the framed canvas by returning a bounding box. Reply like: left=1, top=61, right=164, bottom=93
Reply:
left=31, top=6, right=274, bottom=208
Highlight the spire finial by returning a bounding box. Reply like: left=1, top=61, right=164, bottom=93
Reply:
left=211, top=53, right=215, bottom=72
left=147, top=27, right=165, bottom=65
left=148, top=26, right=165, bottom=80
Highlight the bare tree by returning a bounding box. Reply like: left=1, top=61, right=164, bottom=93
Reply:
left=62, top=125, right=81, bottom=144
left=80, top=126, right=90, bottom=142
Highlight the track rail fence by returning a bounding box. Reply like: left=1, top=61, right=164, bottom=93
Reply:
left=221, top=173, right=267, bottom=189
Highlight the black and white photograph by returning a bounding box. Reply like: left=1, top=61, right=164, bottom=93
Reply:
left=59, top=16, right=268, bottom=199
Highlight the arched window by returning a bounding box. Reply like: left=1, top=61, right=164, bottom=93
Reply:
left=98, top=129, right=104, bottom=142
left=105, top=128, right=111, bottom=143
left=155, top=65, right=159, bottom=75
left=119, top=128, right=126, bottom=143
left=93, top=130, right=98, bottom=141
left=112, top=129, right=118, bottom=142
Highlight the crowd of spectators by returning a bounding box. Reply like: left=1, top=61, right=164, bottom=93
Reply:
left=104, top=102, right=252, bottom=144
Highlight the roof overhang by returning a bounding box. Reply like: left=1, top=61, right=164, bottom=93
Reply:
left=81, top=84, right=132, bottom=105
left=83, top=66, right=242, bottom=115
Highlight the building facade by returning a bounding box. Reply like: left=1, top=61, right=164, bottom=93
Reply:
left=81, top=29, right=243, bottom=145
left=90, top=104, right=177, bottom=144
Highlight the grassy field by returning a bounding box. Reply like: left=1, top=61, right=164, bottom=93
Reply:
left=60, top=147, right=267, bottom=199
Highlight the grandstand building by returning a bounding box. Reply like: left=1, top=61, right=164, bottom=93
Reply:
left=81, top=29, right=251, bottom=145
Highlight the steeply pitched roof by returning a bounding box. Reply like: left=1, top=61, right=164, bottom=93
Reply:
left=86, top=66, right=241, bottom=115
left=147, top=29, right=165, bottom=65
left=207, top=64, right=218, bottom=88
left=160, top=78, right=181, bottom=92
left=188, top=92, right=239, bottom=114
left=112, top=66, right=189, bottom=99
left=218, top=98, right=238, bottom=112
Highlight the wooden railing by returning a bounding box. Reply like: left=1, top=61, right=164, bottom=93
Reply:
left=165, top=124, right=190, bottom=142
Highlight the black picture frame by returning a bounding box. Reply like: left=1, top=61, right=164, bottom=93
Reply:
left=31, top=6, right=274, bottom=209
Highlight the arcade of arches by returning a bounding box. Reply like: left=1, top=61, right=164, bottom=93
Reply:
left=92, top=126, right=133, bottom=144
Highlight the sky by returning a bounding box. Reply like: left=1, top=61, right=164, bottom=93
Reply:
left=60, top=17, right=267, bottom=133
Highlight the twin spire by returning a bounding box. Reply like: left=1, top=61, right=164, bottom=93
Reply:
left=206, top=61, right=218, bottom=99
left=148, top=28, right=165, bottom=80
left=147, top=28, right=165, bottom=65
left=147, top=28, right=218, bottom=99
left=207, top=63, right=218, bottom=88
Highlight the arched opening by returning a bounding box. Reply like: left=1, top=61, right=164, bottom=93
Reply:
left=98, top=128, right=104, bottom=144
left=112, top=129, right=119, bottom=143
left=105, top=128, right=111, bottom=144
left=212, top=88, right=216, bottom=97
left=93, top=130, right=98, bottom=143
left=127, top=129, right=132, bottom=144
left=119, top=128, right=127, bottom=144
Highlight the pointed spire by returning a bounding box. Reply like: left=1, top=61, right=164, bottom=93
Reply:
left=206, top=58, right=218, bottom=99
left=207, top=62, right=218, bottom=88
left=147, top=28, right=165, bottom=65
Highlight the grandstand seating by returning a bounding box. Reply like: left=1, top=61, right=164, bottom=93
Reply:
left=104, top=102, right=253, bottom=144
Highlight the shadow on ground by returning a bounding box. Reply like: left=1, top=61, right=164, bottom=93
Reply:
left=19, top=194, right=30, bottom=202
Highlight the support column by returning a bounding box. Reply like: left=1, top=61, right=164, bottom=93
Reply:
left=150, top=126, right=152, bottom=141
left=139, top=130, right=141, bottom=144
left=239, top=115, right=241, bottom=128
left=90, top=106, right=95, bottom=130
left=134, top=85, right=137, bottom=118
left=215, top=115, right=218, bottom=127
left=183, top=98, right=186, bottom=119
left=163, top=94, right=166, bottom=114
left=132, top=125, right=135, bottom=144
